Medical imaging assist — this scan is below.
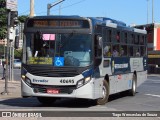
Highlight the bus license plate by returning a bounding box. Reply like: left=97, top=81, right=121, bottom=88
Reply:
left=47, top=89, right=59, bottom=94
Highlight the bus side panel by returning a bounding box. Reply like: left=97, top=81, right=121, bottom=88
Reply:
left=109, top=76, right=117, bottom=94
left=93, top=77, right=103, bottom=99
left=130, top=57, right=147, bottom=87
left=116, top=74, right=132, bottom=93
left=136, top=71, right=147, bottom=87
left=130, top=58, right=143, bottom=72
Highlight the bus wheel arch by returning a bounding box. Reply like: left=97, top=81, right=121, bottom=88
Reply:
left=96, top=74, right=110, bottom=105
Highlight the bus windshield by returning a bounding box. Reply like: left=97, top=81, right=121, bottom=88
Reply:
left=25, top=32, right=92, bottom=67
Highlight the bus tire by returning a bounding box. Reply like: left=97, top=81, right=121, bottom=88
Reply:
left=129, top=74, right=137, bottom=96
left=96, top=80, right=109, bottom=105
left=37, top=97, right=57, bottom=105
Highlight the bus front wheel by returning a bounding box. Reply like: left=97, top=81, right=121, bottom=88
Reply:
left=37, top=97, right=57, bottom=105
left=96, top=80, right=109, bottom=105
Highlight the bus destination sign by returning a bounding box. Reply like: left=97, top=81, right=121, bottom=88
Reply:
left=27, top=19, right=89, bottom=28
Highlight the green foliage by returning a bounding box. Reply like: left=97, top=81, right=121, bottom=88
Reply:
left=0, top=45, right=5, bottom=56
left=0, top=0, right=7, bottom=39
left=14, top=49, right=22, bottom=59
left=18, top=15, right=28, bottom=23
left=0, top=45, right=22, bottom=59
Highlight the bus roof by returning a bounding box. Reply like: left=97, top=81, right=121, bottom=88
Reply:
left=26, top=15, right=147, bottom=34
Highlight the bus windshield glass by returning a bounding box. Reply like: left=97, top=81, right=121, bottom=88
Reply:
left=25, top=32, right=92, bottom=67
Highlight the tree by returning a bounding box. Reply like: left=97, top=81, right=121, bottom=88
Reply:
left=14, top=49, right=22, bottom=59
left=0, top=45, right=6, bottom=56
left=0, top=0, right=7, bottom=39
left=18, top=15, right=28, bottom=23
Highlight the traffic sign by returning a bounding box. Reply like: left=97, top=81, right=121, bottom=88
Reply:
left=6, top=0, right=17, bottom=11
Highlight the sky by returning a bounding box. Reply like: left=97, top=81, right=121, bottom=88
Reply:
left=18, top=0, right=160, bottom=26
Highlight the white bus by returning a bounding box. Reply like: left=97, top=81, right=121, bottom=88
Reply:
left=21, top=16, right=147, bottom=105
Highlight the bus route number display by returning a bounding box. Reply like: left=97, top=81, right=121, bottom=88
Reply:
left=27, top=19, right=89, bottom=28
left=33, top=20, right=81, bottom=27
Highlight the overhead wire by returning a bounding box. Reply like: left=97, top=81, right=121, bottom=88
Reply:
left=19, top=0, right=87, bottom=16
left=36, top=0, right=87, bottom=15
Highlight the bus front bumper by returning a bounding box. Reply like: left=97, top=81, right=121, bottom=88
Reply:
left=21, top=79, right=98, bottom=100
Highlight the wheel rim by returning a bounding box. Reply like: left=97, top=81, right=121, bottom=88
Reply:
left=132, top=76, right=136, bottom=93
left=102, top=85, right=107, bottom=99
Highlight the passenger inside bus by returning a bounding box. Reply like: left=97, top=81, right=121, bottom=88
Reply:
left=136, top=50, right=140, bottom=57
left=113, top=49, right=119, bottom=57
left=103, top=45, right=111, bottom=57
left=120, top=48, right=125, bottom=56
left=112, top=45, right=119, bottom=57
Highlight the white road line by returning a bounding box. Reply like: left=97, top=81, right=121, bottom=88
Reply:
left=145, top=94, right=160, bottom=98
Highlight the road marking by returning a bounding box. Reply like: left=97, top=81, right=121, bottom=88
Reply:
left=145, top=94, right=160, bottom=98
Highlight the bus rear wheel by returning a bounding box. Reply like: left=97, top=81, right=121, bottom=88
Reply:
left=37, top=97, right=57, bottom=105
left=96, top=80, right=109, bottom=105
left=129, top=74, right=137, bottom=96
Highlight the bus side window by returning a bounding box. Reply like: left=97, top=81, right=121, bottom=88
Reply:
left=120, top=45, right=127, bottom=56
left=106, top=29, right=112, bottom=42
left=94, top=35, right=102, bottom=57
left=140, top=46, right=145, bottom=56
left=112, top=45, right=119, bottom=57
left=134, top=34, right=139, bottom=45
left=116, top=31, right=120, bottom=43
left=124, top=32, right=128, bottom=43
left=140, top=35, right=145, bottom=45
left=130, top=33, right=134, bottom=44
left=129, top=46, right=133, bottom=56
left=133, top=47, right=140, bottom=57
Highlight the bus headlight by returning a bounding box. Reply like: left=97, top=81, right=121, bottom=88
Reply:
left=25, top=77, right=31, bottom=87
left=76, top=76, right=91, bottom=88
left=84, top=76, right=91, bottom=83
left=21, top=68, right=27, bottom=80
left=77, top=79, right=84, bottom=88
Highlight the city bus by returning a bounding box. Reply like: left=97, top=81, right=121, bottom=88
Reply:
left=21, top=16, right=147, bottom=105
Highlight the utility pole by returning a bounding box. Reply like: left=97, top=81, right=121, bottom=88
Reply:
left=152, top=0, right=154, bottom=23
left=30, top=0, right=34, bottom=17
left=147, top=0, right=149, bottom=24
left=1, top=10, right=11, bottom=95
left=47, top=0, right=65, bottom=16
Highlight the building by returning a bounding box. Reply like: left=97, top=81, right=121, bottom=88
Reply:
left=135, top=23, right=160, bottom=51
left=135, top=23, right=160, bottom=74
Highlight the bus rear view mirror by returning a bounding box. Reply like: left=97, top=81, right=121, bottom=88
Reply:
left=97, top=35, right=102, bottom=49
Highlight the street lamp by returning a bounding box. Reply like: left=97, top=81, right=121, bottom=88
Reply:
left=47, top=0, right=65, bottom=16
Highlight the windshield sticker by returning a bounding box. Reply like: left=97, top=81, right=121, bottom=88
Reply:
left=54, top=57, right=64, bottom=66
left=27, top=57, right=52, bottom=64
left=43, top=34, right=55, bottom=41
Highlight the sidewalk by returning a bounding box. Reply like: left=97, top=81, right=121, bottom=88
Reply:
left=0, top=79, right=21, bottom=99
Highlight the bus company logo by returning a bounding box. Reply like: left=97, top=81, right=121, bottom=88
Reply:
left=2, top=112, right=12, bottom=117
left=33, top=79, right=48, bottom=83
left=114, top=63, right=128, bottom=69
